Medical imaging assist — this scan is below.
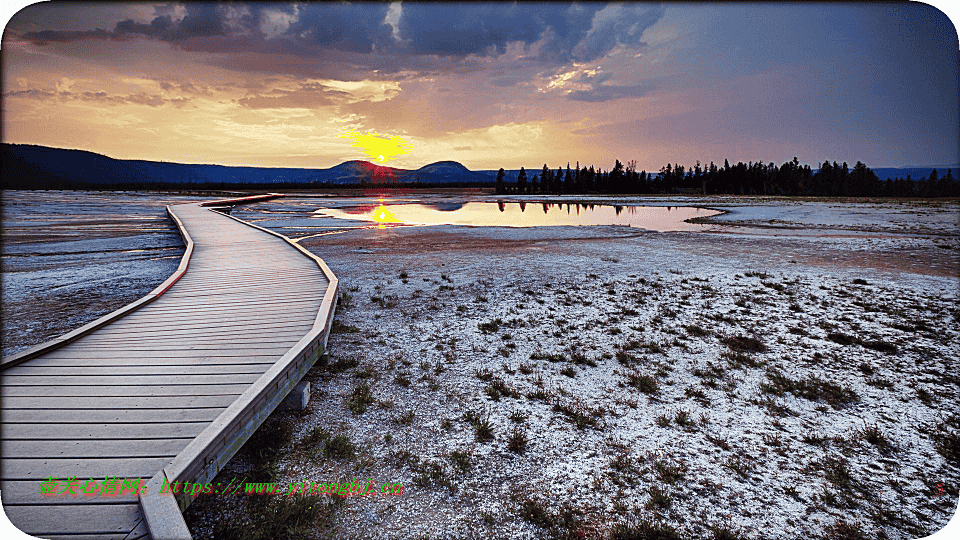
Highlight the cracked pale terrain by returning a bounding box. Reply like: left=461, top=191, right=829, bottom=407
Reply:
left=2, top=192, right=957, bottom=539
left=185, top=195, right=959, bottom=540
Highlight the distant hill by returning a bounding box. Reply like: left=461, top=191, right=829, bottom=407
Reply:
left=0, top=144, right=496, bottom=188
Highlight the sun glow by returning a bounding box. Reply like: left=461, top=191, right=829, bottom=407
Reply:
left=338, top=129, right=415, bottom=163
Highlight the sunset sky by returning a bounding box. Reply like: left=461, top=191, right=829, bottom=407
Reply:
left=2, top=2, right=958, bottom=171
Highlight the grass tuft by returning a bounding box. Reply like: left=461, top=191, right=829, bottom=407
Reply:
left=721, top=335, right=767, bottom=353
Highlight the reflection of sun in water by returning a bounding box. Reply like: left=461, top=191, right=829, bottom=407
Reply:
left=378, top=155, right=385, bottom=162
left=372, top=204, right=400, bottom=229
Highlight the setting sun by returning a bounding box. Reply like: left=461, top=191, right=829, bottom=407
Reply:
left=338, top=129, right=415, bottom=164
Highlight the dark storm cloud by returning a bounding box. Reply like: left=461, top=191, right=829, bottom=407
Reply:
left=395, top=3, right=664, bottom=62
left=286, top=3, right=394, bottom=53
left=18, top=3, right=665, bottom=66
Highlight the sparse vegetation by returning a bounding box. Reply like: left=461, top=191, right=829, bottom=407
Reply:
left=507, top=426, right=529, bottom=454
left=760, top=369, right=858, bottom=408
left=721, top=334, right=767, bottom=353
left=346, top=382, right=375, bottom=414
left=323, top=433, right=356, bottom=460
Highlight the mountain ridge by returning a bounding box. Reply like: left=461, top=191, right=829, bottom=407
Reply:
left=0, top=143, right=499, bottom=188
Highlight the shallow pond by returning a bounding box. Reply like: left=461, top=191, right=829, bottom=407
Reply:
left=314, top=201, right=721, bottom=231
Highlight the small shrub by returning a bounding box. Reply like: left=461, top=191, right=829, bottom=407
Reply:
left=626, top=371, right=659, bottom=394
left=721, top=335, right=767, bottom=353
left=654, top=459, right=686, bottom=484
left=824, top=519, right=868, bottom=540
left=552, top=399, right=601, bottom=430
left=327, top=354, right=361, bottom=373
left=509, top=409, right=529, bottom=423
left=645, top=485, right=673, bottom=510
left=302, top=426, right=330, bottom=449
left=478, top=318, right=503, bottom=333
left=394, top=409, right=415, bottom=425
left=723, top=350, right=761, bottom=368
left=473, top=409, right=495, bottom=442
left=612, top=518, right=682, bottom=540
left=330, top=320, right=361, bottom=334
left=706, top=432, right=730, bottom=450
left=684, top=324, right=710, bottom=337
left=827, top=332, right=859, bottom=346
left=862, top=340, right=898, bottom=354
left=346, top=382, right=376, bottom=414
left=449, top=450, right=472, bottom=473
left=324, top=434, right=356, bottom=460
left=725, top=454, right=755, bottom=478
left=933, top=414, right=960, bottom=465
left=559, top=366, right=576, bottom=378
left=507, top=426, right=529, bottom=454
left=685, top=386, right=709, bottom=406
left=857, top=423, right=894, bottom=453
left=821, top=456, right=854, bottom=490
left=673, top=409, right=695, bottom=428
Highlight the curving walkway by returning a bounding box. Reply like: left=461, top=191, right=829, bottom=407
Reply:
left=1, top=196, right=338, bottom=539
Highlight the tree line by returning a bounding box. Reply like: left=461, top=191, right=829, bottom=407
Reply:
left=495, top=158, right=959, bottom=198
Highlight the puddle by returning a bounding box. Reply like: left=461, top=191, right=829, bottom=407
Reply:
left=314, top=201, right=722, bottom=232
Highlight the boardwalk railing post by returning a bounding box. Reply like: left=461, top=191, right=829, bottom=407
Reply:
left=139, top=470, right=192, bottom=540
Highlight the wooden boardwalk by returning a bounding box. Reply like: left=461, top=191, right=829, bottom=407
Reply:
left=1, top=197, right=338, bottom=539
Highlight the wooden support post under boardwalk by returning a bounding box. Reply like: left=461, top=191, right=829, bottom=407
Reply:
left=0, top=193, right=338, bottom=540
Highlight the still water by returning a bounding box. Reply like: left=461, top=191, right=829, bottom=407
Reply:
left=314, top=201, right=721, bottom=232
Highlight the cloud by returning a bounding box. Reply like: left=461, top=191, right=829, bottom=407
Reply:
left=571, top=3, right=665, bottom=61
left=17, top=3, right=666, bottom=69
left=236, top=82, right=352, bottom=110
left=5, top=87, right=189, bottom=108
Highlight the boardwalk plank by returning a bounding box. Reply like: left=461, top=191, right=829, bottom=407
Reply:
left=4, top=407, right=225, bottom=424
left=2, top=373, right=263, bottom=386
left=2, top=439, right=192, bottom=459
left=1, top=384, right=248, bottom=397
left=5, top=364, right=271, bottom=376
left=2, top=422, right=209, bottom=439
left=2, top=503, right=141, bottom=535
left=2, top=480, right=145, bottom=504
left=13, top=357, right=284, bottom=368
left=35, top=347, right=295, bottom=360
left=2, top=457, right=174, bottom=480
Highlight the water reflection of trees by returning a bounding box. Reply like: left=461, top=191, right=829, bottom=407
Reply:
left=488, top=201, right=687, bottom=220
